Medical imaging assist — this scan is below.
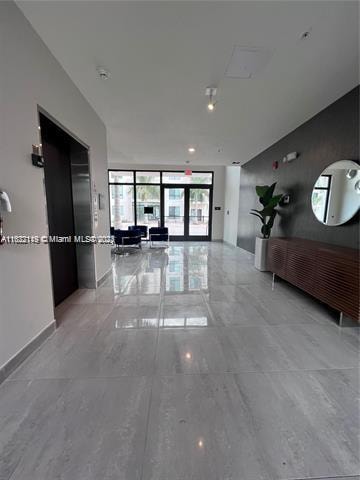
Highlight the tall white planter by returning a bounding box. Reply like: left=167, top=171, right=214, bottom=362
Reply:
left=254, top=237, right=268, bottom=271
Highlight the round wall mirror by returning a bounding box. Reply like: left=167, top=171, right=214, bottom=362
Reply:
left=311, top=160, right=360, bottom=226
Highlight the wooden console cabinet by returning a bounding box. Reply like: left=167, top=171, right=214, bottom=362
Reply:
left=267, top=237, right=359, bottom=322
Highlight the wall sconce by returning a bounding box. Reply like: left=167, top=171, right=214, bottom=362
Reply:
left=32, top=144, right=44, bottom=168
left=282, top=152, right=298, bottom=164
left=0, top=190, right=12, bottom=245
left=0, top=191, right=12, bottom=213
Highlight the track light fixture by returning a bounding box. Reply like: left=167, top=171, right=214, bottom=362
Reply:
left=206, top=87, right=217, bottom=112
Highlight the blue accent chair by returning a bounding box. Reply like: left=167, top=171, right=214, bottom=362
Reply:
left=128, top=225, right=148, bottom=240
left=114, top=229, right=142, bottom=254
left=149, top=227, right=169, bottom=248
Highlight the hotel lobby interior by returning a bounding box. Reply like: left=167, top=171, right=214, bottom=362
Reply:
left=0, top=1, right=359, bottom=479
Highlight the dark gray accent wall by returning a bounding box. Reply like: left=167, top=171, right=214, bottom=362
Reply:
left=237, top=86, right=359, bottom=253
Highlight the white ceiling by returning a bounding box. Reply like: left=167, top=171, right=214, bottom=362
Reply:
left=17, top=1, right=359, bottom=166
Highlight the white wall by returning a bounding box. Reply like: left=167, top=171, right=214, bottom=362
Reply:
left=108, top=163, right=225, bottom=240
left=0, top=2, right=110, bottom=369
left=223, top=166, right=241, bottom=246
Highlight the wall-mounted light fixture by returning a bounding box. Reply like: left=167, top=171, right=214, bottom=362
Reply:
left=0, top=190, right=12, bottom=245
left=31, top=144, right=44, bottom=168
left=0, top=191, right=12, bottom=213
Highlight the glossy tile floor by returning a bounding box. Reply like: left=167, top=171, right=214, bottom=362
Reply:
left=1, top=243, right=359, bottom=480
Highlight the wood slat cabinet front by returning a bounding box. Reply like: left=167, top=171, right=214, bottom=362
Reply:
left=267, top=238, right=287, bottom=278
left=267, top=237, right=359, bottom=322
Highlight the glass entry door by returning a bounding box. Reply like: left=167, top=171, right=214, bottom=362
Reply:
left=189, top=187, right=210, bottom=238
left=162, top=186, right=212, bottom=240
left=109, top=170, right=213, bottom=241
left=164, top=187, right=185, bottom=237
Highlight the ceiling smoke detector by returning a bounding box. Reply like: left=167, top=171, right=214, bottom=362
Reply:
left=96, top=66, right=110, bottom=80
left=300, top=28, right=312, bottom=40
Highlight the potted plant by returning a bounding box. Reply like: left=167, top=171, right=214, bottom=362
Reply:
left=250, top=183, right=282, bottom=271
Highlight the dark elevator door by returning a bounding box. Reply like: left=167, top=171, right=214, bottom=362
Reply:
left=41, top=116, right=78, bottom=306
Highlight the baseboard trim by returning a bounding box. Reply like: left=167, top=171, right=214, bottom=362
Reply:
left=237, top=245, right=255, bottom=256
left=223, top=240, right=237, bottom=248
left=223, top=240, right=255, bottom=256
left=0, top=321, right=56, bottom=385
left=96, top=267, right=112, bottom=287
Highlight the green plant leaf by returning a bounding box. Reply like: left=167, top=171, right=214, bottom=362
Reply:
left=250, top=211, right=265, bottom=223
left=255, top=185, right=269, bottom=198
left=261, top=182, right=277, bottom=206
left=250, top=183, right=280, bottom=237
left=266, top=194, right=283, bottom=208
left=260, top=206, right=276, bottom=217
left=267, top=211, right=277, bottom=229
left=251, top=209, right=265, bottom=216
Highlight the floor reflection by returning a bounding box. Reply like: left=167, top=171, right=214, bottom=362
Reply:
left=165, top=244, right=209, bottom=293
left=160, top=316, right=208, bottom=328
left=115, top=317, right=159, bottom=329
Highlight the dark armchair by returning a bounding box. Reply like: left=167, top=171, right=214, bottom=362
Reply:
left=113, top=229, right=142, bottom=254
left=149, top=227, right=169, bottom=248
left=128, top=225, right=148, bottom=240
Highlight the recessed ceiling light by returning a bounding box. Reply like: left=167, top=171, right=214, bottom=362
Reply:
left=188, top=147, right=196, bottom=154
left=197, top=438, right=204, bottom=449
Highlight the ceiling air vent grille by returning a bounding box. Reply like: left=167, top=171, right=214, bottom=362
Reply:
left=225, top=46, right=273, bottom=79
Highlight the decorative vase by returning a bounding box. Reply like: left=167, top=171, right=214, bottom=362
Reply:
left=254, top=237, right=268, bottom=271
